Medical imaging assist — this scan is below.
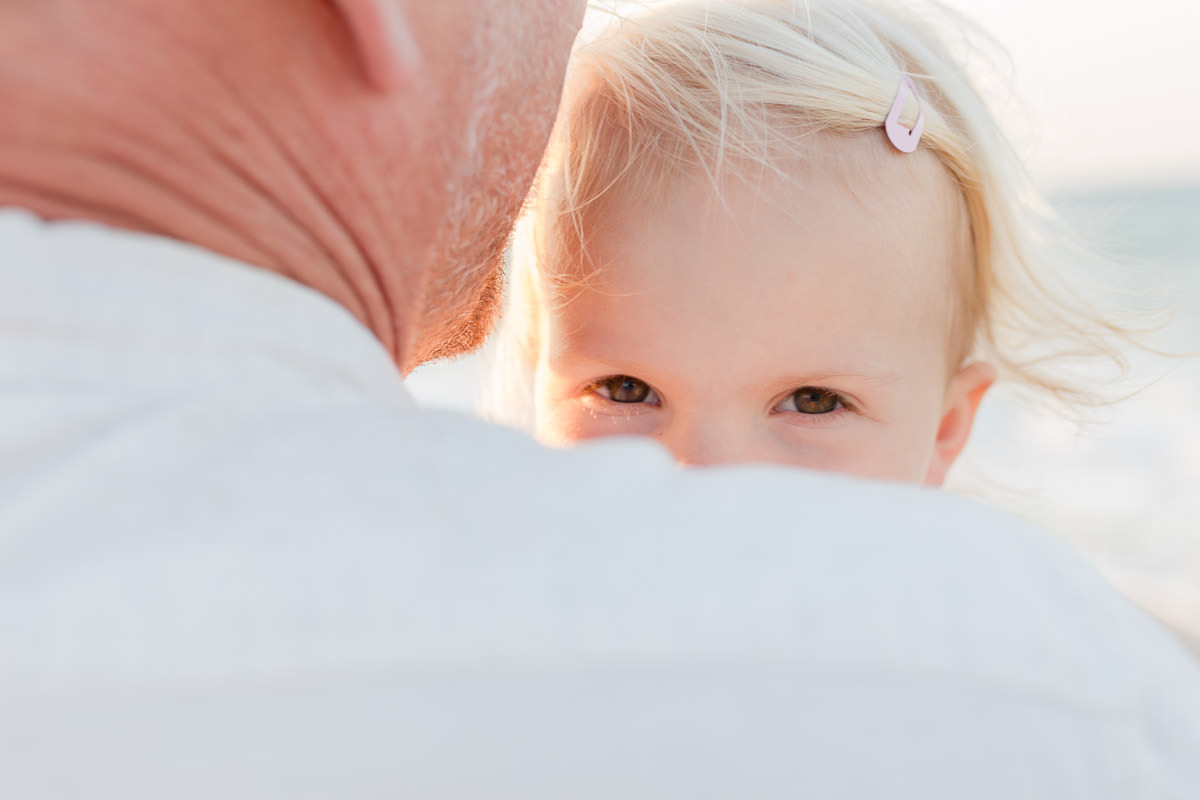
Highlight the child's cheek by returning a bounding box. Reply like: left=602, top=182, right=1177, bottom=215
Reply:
left=539, top=401, right=658, bottom=446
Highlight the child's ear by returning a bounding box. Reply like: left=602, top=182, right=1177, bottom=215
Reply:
left=924, top=361, right=996, bottom=487
left=328, top=0, right=422, bottom=91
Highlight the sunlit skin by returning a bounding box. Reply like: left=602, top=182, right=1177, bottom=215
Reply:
left=534, top=134, right=995, bottom=484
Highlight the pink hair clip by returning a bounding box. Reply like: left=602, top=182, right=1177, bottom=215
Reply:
left=884, top=76, right=925, bottom=153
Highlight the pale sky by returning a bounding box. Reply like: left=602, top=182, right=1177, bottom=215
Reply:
left=941, top=0, right=1200, bottom=190
left=588, top=0, right=1200, bottom=191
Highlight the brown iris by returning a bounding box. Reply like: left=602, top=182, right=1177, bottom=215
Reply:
left=603, top=375, right=652, bottom=403
left=790, top=387, right=840, bottom=414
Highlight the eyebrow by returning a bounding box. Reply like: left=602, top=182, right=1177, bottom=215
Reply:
left=779, top=371, right=904, bottom=386
left=554, top=355, right=905, bottom=388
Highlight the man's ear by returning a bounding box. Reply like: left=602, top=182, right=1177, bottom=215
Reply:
left=329, top=0, right=421, bottom=91
left=924, top=361, right=996, bottom=487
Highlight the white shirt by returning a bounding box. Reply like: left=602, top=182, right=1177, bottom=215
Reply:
left=1, top=209, right=1198, bottom=798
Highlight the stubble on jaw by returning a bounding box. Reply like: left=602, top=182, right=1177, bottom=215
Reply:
left=413, top=0, right=568, bottom=368
left=417, top=258, right=507, bottom=363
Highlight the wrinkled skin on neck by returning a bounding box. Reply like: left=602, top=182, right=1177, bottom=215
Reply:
left=0, top=0, right=585, bottom=372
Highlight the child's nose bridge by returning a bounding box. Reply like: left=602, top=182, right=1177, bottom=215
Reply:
left=665, top=408, right=764, bottom=467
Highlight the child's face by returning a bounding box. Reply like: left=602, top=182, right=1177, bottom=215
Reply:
left=533, top=137, right=993, bottom=484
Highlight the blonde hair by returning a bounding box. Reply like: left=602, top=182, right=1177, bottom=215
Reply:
left=486, top=0, right=1138, bottom=430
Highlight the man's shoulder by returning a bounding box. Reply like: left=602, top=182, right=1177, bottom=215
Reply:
left=6, top=401, right=1200, bottom=794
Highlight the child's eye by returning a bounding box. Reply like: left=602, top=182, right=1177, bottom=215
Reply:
left=589, top=375, right=660, bottom=405
left=776, top=387, right=847, bottom=415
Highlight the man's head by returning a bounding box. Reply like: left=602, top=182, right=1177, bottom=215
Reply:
left=0, top=0, right=587, bottom=371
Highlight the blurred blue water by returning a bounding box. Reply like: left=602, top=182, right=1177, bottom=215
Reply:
left=1054, top=184, right=1200, bottom=267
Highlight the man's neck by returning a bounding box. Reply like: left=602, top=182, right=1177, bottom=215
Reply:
left=0, top=0, right=439, bottom=366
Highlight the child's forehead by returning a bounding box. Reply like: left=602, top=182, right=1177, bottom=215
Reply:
left=586, top=131, right=968, bottom=277
left=581, top=128, right=964, bottom=235
left=717, top=132, right=962, bottom=225
left=554, top=131, right=970, bottom=361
